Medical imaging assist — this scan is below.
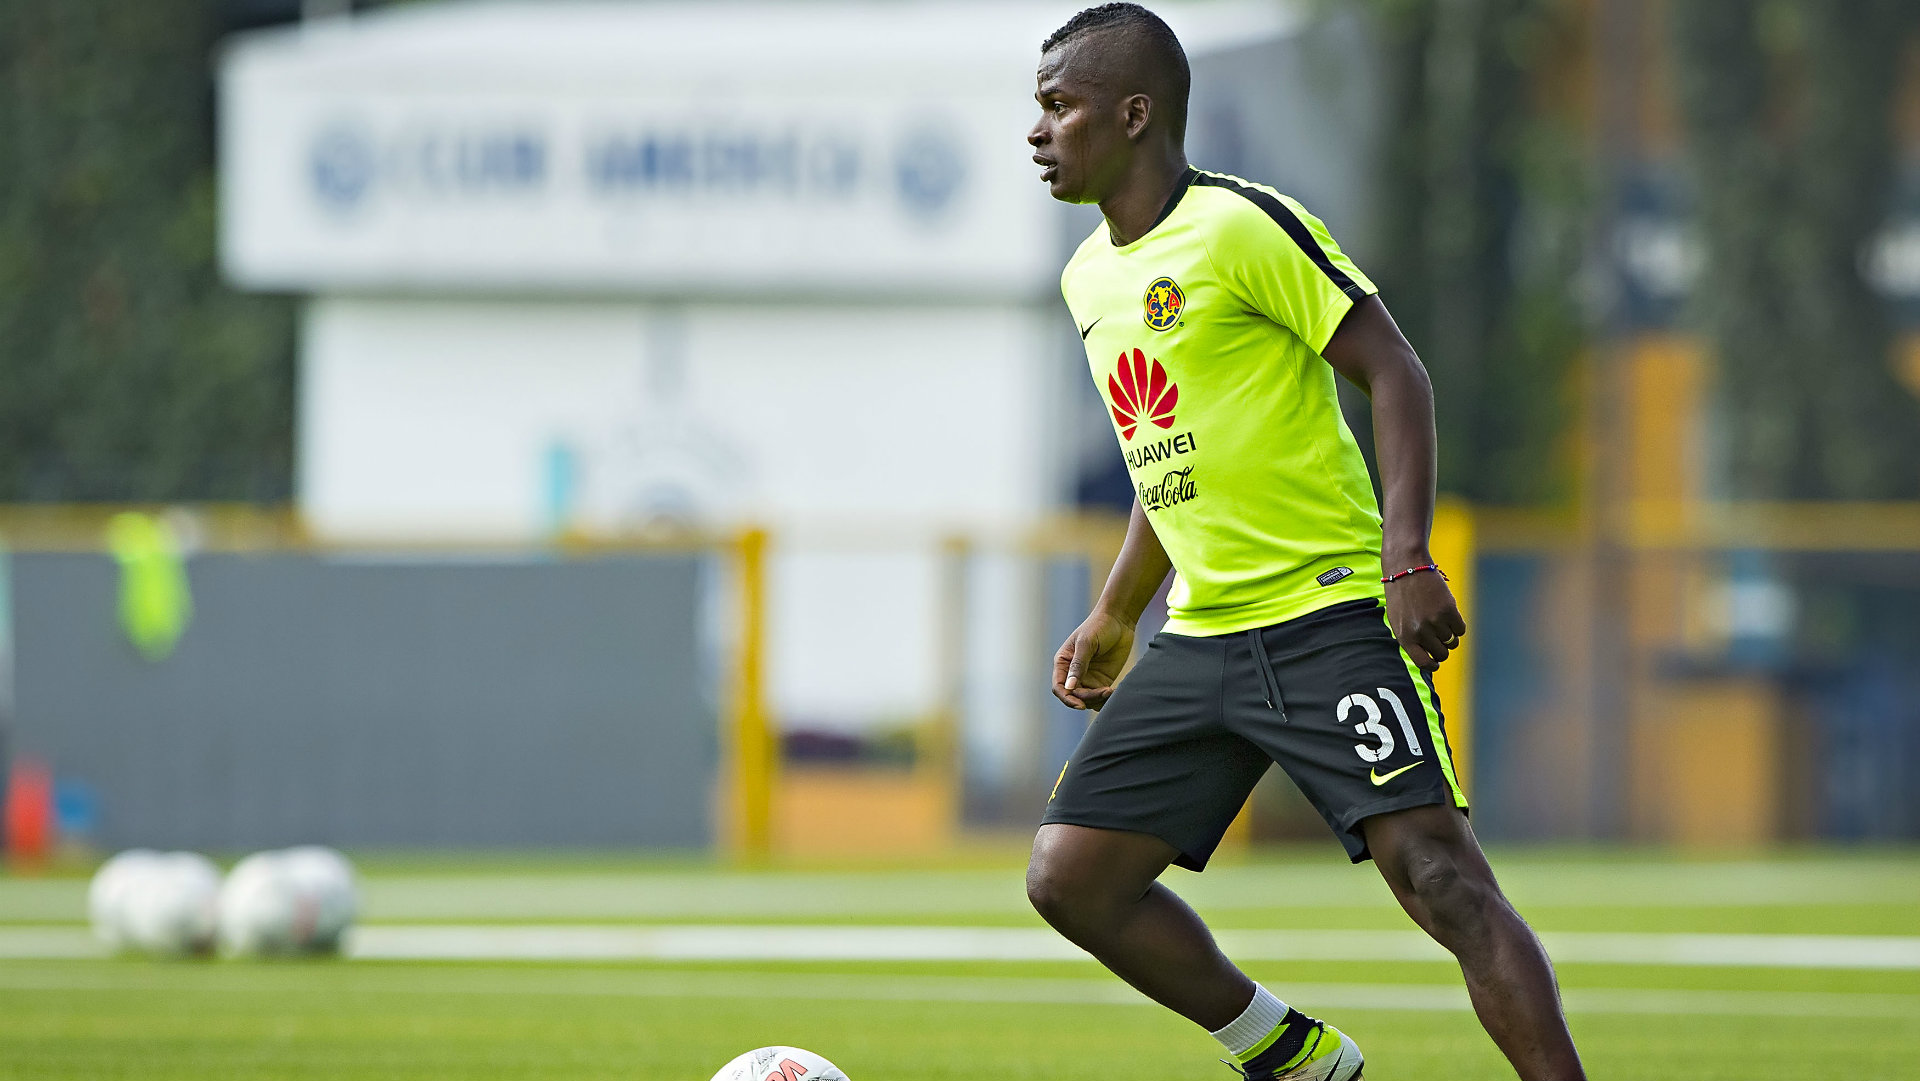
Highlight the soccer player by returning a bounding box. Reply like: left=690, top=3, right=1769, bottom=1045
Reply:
left=1022, top=6, right=1586, bottom=1080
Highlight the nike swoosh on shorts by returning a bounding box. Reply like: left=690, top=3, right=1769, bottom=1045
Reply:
left=1369, top=763, right=1421, bottom=786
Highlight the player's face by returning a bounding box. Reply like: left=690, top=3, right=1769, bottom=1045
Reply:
left=1028, top=48, right=1128, bottom=204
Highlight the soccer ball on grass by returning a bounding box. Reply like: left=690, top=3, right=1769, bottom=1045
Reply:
left=89, top=849, right=221, bottom=956
left=709, top=1047, right=850, bottom=1081
left=217, top=846, right=358, bottom=956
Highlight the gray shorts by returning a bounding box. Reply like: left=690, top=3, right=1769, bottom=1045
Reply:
left=1042, top=599, right=1467, bottom=868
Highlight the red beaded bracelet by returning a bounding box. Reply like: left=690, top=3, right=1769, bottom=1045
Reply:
left=1381, top=563, right=1447, bottom=584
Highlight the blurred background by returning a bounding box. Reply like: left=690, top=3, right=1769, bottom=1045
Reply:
left=3, top=0, right=1920, bottom=866
left=7, top=5, right=1920, bottom=1079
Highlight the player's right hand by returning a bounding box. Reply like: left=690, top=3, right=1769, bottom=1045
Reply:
left=1051, top=611, right=1135, bottom=711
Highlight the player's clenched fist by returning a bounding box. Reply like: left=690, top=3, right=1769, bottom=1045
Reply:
left=1051, top=610, right=1135, bottom=711
left=1385, top=569, right=1466, bottom=669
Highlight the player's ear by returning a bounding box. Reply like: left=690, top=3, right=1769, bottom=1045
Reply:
left=1123, top=93, right=1152, bottom=141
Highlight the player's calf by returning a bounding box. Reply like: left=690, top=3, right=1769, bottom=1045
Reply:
left=1026, top=824, right=1269, bottom=1032
left=1364, top=806, right=1586, bottom=1081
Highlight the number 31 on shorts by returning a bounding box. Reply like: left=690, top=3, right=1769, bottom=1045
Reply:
left=1337, top=688, right=1426, bottom=763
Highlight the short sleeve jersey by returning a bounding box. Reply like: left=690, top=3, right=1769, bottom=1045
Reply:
left=1062, top=168, right=1385, bottom=637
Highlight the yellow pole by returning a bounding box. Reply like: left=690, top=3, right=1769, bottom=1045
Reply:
left=929, top=535, right=968, bottom=780
left=731, top=527, right=774, bottom=860
left=922, top=535, right=969, bottom=847
left=1220, top=797, right=1255, bottom=857
left=1429, top=499, right=1474, bottom=796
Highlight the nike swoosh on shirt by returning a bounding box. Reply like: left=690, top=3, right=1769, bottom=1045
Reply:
left=1370, top=763, right=1422, bottom=786
left=1078, top=317, right=1102, bottom=339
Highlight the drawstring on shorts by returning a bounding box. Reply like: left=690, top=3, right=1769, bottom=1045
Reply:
left=1244, top=627, right=1289, bottom=722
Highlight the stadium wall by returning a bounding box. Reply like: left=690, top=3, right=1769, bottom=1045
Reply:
left=8, top=552, right=711, bottom=850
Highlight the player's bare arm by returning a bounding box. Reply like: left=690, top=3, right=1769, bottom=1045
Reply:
left=1052, top=499, right=1172, bottom=711
left=1320, top=295, right=1467, bottom=669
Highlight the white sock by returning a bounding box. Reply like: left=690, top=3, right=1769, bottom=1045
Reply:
left=1210, top=983, right=1291, bottom=1059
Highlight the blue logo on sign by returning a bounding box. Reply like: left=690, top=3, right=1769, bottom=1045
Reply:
left=310, top=126, right=376, bottom=211
left=893, top=128, right=966, bottom=220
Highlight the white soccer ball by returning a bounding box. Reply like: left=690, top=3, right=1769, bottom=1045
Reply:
left=88, top=849, right=165, bottom=951
left=276, top=846, right=358, bottom=950
left=110, top=851, right=220, bottom=957
left=217, top=851, right=295, bottom=955
left=708, top=1047, right=851, bottom=1081
left=217, top=847, right=359, bottom=957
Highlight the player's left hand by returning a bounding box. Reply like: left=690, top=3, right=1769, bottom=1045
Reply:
left=1386, top=569, right=1465, bottom=669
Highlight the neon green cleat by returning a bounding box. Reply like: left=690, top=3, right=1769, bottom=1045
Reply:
left=1226, top=1017, right=1364, bottom=1081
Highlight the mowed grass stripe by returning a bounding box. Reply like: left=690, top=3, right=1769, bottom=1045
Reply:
left=8, top=853, right=1918, bottom=923
left=352, top=925, right=1920, bottom=969
left=0, top=962, right=1913, bottom=1020
left=355, top=859, right=1920, bottom=917
left=10, top=924, right=1920, bottom=969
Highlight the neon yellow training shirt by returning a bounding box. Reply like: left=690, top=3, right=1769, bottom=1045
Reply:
left=1062, top=167, right=1386, bottom=637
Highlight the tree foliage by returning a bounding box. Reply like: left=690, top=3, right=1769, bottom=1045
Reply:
left=0, top=2, right=295, bottom=502
left=1368, top=0, right=1590, bottom=505
left=1670, top=0, right=1920, bottom=500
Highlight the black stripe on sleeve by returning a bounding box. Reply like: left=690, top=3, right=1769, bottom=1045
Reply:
left=1190, top=171, right=1370, bottom=300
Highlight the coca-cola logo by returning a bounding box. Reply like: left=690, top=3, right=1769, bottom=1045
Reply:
left=1138, top=466, right=1196, bottom=511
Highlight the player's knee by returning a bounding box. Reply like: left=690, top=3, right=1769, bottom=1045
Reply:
left=1025, top=846, right=1112, bottom=935
left=1400, top=839, right=1492, bottom=918
left=1024, top=852, right=1080, bottom=928
left=1404, top=844, right=1460, bottom=898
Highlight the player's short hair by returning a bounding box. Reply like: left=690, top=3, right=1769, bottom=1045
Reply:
left=1041, top=4, right=1191, bottom=140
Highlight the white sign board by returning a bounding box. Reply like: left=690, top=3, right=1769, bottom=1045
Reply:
left=219, top=2, right=1304, bottom=296
left=218, top=4, right=1083, bottom=295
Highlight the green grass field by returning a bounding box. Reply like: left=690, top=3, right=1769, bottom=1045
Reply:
left=2, top=847, right=1917, bottom=1080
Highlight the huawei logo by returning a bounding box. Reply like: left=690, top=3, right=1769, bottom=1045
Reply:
left=1108, top=348, right=1178, bottom=440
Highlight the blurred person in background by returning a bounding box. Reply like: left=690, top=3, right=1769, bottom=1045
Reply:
left=1022, top=6, right=1582, bottom=1080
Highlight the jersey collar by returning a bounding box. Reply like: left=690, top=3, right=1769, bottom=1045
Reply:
left=1110, top=166, right=1199, bottom=250
left=1149, top=166, right=1200, bottom=232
